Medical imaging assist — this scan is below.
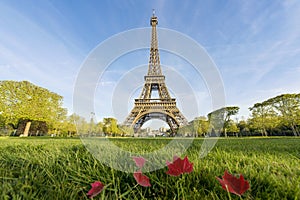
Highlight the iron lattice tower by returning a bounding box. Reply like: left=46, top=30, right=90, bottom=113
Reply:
left=123, top=13, right=188, bottom=134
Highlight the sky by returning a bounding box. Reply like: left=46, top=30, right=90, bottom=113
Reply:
left=1, top=0, right=300, bottom=127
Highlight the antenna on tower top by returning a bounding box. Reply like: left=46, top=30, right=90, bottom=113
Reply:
left=152, top=9, right=155, bottom=16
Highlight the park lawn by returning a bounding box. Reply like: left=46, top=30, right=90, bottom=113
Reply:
left=0, top=137, right=299, bottom=200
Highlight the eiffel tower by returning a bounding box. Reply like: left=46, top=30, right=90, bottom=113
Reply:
left=123, top=12, right=188, bottom=135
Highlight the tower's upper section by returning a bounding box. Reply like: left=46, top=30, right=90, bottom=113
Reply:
left=150, top=14, right=158, bottom=26
left=147, top=12, right=162, bottom=76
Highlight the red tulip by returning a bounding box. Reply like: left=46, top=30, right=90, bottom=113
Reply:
left=216, top=170, right=250, bottom=196
left=86, top=181, right=104, bottom=198
left=133, top=171, right=151, bottom=187
left=132, top=156, right=146, bottom=168
left=166, top=155, right=193, bottom=176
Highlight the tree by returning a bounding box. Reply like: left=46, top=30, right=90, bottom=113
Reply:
left=264, top=94, right=300, bottom=136
left=191, top=116, right=209, bottom=137
left=0, top=114, right=5, bottom=129
left=248, top=93, right=300, bottom=136
left=177, top=123, right=193, bottom=136
left=249, top=102, right=279, bottom=136
left=0, top=114, right=12, bottom=136
left=59, top=114, right=78, bottom=136
left=118, top=124, right=134, bottom=136
left=208, top=106, right=239, bottom=137
left=70, top=113, right=89, bottom=135
left=207, top=109, right=225, bottom=136
left=176, top=117, right=208, bottom=137
left=103, top=118, right=120, bottom=136
left=226, top=120, right=239, bottom=137
left=0, top=80, right=67, bottom=136
left=237, top=120, right=250, bottom=136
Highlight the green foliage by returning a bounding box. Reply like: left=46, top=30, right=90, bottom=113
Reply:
left=178, top=117, right=209, bottom=137
left=0, top=137, right=299, bottom=199
left=56, top=113, right=80, bottom=136
left=103, top=118, right=120, bottom=136
left=265, top=94, right=300, bottom=136
left=193, top=117, right=209, bottom=137
left=249, top=93, right=300, bottom=136
left=1, top=80, right=299, bottom=138
left=0, top=80, right=67, bottom=134
left=226, top=120, right=239, bottom=135
left=208, top=106, right=239, bottom=136
left=118, top=124, right=134, bottom=136
left=0, top=114, right=12, bottom=136
left=0, top=114, right=5, bottom=129
left=207, top=108, right=225, bottom=133
left=237, top=120, right=250, bottom=136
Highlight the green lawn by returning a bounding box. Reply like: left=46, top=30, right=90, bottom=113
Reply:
left=0, top=137, right=299, bottom=199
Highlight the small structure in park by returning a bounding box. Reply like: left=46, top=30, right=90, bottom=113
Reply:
left=123, top=13, right=188, bottom=135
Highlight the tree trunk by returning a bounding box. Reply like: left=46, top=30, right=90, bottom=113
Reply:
left=291, top=124, right=299, bottom=136
left=264, top=129, right=268, bottom=136
left=23, top=121, right=32, bottom=137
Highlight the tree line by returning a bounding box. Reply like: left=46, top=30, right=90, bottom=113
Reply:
left=180, top=94, right=300, bottom=137
left=0, top=80, right=299, bottom=137
left=0, top=81, right=127, bottom=137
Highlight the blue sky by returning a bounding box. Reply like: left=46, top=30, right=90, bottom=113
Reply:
left=1, top=0, right=300, bottom=124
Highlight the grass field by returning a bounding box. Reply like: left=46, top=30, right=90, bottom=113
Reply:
left=0, top=137, right=299, bottom=199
